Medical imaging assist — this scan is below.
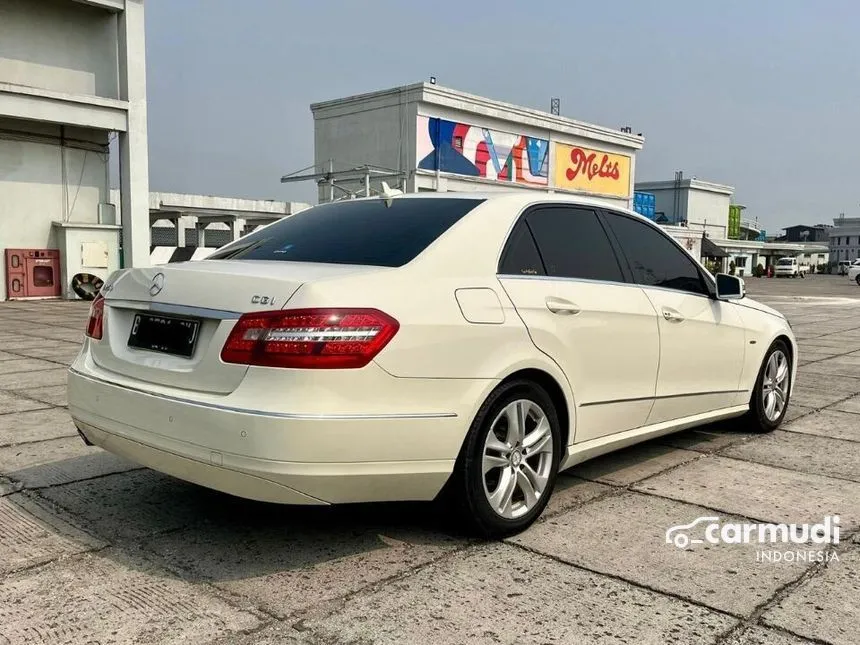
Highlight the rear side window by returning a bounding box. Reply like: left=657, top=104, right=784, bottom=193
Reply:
left=523, top=206, right=625, bottom=282
left=499, top=221, right=545, bottom=276
left=603, top=212, right=708, bottom=296
left=207, top=198, right=484, bottom=267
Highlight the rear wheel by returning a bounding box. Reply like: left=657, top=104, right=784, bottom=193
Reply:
left=448, top=380, right=561, bottom=538
left=744, top=340, right=792, bottom=432
left=855, top=275, right=860, bottom=286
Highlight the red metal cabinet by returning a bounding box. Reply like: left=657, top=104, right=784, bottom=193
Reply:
left=4, top=249, right=61, bottom=299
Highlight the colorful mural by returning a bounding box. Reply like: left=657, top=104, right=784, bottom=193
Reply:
left=416, top=115, right=549, bottom=186
left=552, top=143, right=631, bottom=198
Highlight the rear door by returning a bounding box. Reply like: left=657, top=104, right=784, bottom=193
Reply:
left=601, top=210, right=747, bottom=424
left=498, top=205, right=660, bottom=443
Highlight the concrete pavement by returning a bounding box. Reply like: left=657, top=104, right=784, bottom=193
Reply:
left=1, top=275, right=858, bottom=644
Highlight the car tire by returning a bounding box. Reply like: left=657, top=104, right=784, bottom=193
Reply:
left=743, top=340, right=792, bottom=433
left=855, top=275, right=860, bottom=286
left=447, top=380, right=562, bottom=538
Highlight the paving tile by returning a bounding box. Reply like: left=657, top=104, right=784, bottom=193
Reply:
left=781, top=409, right=860, bottom=442
left=295, top=542, right=734, bottom=644
left=0, top=437, right=138, bottom=489
left=782, top=403, right=816, bottom=423
left=800, top=361, right=860, bottom=379
left=0, top=358, right=59, bottom=376
left=144, top=501, right=463, bottom=619
left=37, top=469, right=233, bottom=542
left=723, top=626, right=818, bottom=645
left=660, top=426, right=757, bottom=454
left=762, top=546, right=860, bottom=645
left=0, top=350, right=23, bottom=361
left=16, top=384, right=68, bottom=407
left=790, top=386, right=854, bottom=409
left=0, top=391, right=52, bottom=415
left=0, top=335, right=57, bottom=350
left=632, top=455, right=860, bottom=531
left=721, top=431, right=860, bottom=482
left=831, top=394, right=860, bottom=415
left=513, top=491, right=809, bottom=617
left=569, top=441, right=700, bottom=486
left=0, top=475, right=22, bottom=497
left=0, top=367, right=69, bottom=392
left=0, top=549, right=261, bottom=644
left=542, top=473, right=612, bottom=518
left=0, top=407, right=78, bottom=446
left=0, top=493, right=103, bottom=575
left=7, top=343, right=82, bottom=362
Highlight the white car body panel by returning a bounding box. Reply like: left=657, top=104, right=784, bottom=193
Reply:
left=642, top=287, right=746, bottom=424
left=68, top=193, right=797, bottom=506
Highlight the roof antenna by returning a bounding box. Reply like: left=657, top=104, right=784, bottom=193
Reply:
left=380, top=181, right=403, bottom=207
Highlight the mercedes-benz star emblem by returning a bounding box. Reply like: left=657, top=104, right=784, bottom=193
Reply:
left=149, top=272, right=165, bottom=297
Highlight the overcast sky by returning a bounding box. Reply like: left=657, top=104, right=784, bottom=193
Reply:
left=144, top=0, right=860, bottom=232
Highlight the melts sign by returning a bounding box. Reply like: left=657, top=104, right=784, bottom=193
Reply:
left=553, top=144, right=631, bottom=198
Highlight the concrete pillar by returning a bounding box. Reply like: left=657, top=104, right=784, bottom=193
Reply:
left=174, top=216, right=185, bottom=247
left=118, top=0, right=150, bottom=268
left=230, top=219, right=243, bottom=242
left=196, top=223, right=206, bottom=248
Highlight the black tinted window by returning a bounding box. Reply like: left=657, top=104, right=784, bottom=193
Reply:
left=604, top=212, right=707, bottom=295
left=499, top=222, right=545, bottom=276
left=207, top=198, right=484, bottom=267
left=524, top=207, right=624, bottom=282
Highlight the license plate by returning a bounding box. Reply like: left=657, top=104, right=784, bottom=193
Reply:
left=128, top=313, right=200, bottom=358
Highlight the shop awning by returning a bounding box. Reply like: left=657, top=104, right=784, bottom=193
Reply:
left=701, top=236, right=728, bottom=258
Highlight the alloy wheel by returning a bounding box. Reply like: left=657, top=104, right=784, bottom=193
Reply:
left=481, top=399, right=554, bottom=519
left=762, top=350, right=789, bottom=422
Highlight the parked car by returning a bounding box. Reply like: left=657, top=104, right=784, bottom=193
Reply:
left=774, top=257, right=806, bottom=278
left=849, top=263, right=860, bottom=285
left=838, top=260, right=852, bottom=275
left=68, top=194, right=797, bottom=537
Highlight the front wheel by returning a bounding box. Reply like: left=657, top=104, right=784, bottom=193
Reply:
left=744, top=340, right=792, bottom=432
left=855, top=275, right=860, bottom=286
left=448, top=380, right=561, bottom=538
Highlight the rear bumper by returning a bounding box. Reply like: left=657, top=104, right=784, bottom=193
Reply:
left=68, top=362, right=487, bottom=504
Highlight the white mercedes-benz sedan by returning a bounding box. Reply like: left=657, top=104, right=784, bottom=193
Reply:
left=68, top=193, right=796, bottom=537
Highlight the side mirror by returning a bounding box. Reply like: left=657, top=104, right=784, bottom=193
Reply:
left=715, top=273, right=745, bottom=300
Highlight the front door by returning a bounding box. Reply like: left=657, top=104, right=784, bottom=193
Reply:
left=497, top=205, right=660, bottom=443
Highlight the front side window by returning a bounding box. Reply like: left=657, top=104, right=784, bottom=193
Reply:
left=522, top=206, right=624, bottom=282
left=603, top=212, right=708, bottom=296
left=208, top=198, right=484, bottom=267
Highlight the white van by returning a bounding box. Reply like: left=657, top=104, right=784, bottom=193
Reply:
left=775, top=257, right=806, bottom=278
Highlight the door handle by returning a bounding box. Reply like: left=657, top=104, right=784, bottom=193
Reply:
left=662, top=308, right=684, bottom=323
left=545, top=297, right=581, bottom=315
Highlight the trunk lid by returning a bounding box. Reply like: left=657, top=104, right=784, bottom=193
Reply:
left=92, top=260, right=386, bottom=394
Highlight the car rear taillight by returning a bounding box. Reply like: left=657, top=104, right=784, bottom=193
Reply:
left=85, top=294, right=105, bottom=340
left=220, top=308, right=399, bottom=369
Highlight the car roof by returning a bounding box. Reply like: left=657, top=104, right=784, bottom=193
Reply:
left=372, top=191, right=647, bottom=222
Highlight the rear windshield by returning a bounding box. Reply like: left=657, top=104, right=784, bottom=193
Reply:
left=777, top=258, right=793, bottom=265
left=207, top=197, right=484, bottom=267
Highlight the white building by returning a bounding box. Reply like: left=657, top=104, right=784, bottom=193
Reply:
left=302, top=83, right=643, bottom=210
left=634, top=178, right=734, bottom=240
left=0, top=0, right=149, bottom=300
left=829, top=216, right=860, bottom=262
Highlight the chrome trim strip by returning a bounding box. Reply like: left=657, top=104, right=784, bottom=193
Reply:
left=497, top=274, right=638, bottom=289
left=68, top=368, right=458, bottom=420
left=580, top=389, right=746, bottom=407
left=106, top=299, right=241, bottom=320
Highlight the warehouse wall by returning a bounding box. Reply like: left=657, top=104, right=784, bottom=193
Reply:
left=313, top=96, right=415, bottom=202
left=0, top=118, right=109, bottom=297
left=0, top=0, right=119, bottom=99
